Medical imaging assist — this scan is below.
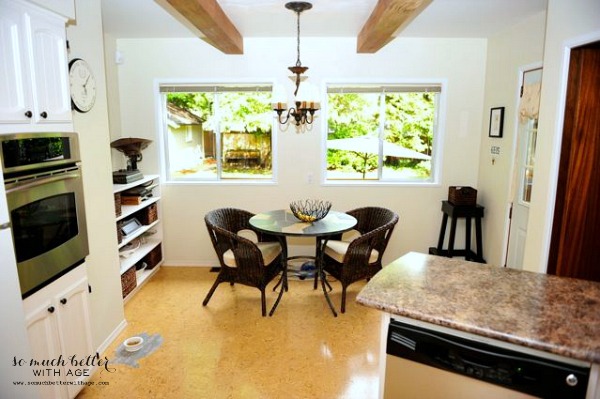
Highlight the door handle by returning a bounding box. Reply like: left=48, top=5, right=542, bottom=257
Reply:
left=0, top=222, right=11, bottom=230
left=5, top=170, right=80, bottom=194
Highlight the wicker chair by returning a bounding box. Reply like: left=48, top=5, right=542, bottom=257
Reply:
left=321, top=207, right=399, bottom=313
left=203, top=208, right=284, bottom=316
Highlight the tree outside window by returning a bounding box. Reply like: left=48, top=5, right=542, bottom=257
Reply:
left=161, top=85, right=274, bottom=181
left=326, top=85, right=440, bottom=182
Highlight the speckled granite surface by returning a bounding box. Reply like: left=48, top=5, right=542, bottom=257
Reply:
left=356, top=252, right=600, bottom=363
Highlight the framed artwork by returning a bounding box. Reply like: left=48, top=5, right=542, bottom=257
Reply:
left=489, top=107, right=505, bottom=138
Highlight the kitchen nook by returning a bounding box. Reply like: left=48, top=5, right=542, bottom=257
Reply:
left=1, top=0, right=599, bottom=397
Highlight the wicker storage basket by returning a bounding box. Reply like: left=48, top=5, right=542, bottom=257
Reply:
left=137, top=203, right=158, bottom=225
left=143, top=244, right=162, bottom=270
left=121, top=266, right=137, bottom=298
left=114, top=193, right=122, bottom=217
left=448, top=186, right=477, bottom=206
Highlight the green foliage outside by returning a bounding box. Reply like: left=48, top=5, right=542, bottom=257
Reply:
left=165, top=90, right=435, bottom=180
left=219, top=93, right=272, bottom=136
left=166, top=92, right=272, bottom=135
left=167, top=93, right=213, bottom=122
left=327, top=92, right=435, bottom=180
left=166, top=92, right=273, bottom=178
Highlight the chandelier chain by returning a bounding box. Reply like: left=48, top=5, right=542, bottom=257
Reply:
left=296, top=10, right=301, bottom=67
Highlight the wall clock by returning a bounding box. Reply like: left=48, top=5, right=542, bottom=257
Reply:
left=68, top=58, right=97, bottom=113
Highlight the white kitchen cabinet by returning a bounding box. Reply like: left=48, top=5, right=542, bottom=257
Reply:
left=113, top=175, right=163, bottom=301
left=28, top=0, right=76, bottom=20
left=0, top=0, right=71, bottom=130
left=24, top=264, right=94, bottom=399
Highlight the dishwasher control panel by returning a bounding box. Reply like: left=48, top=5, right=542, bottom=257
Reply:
left=387, top=320, right=590, bottom=399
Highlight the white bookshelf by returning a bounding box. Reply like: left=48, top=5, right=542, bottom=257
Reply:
left=113, top=174, right=163, bottom=300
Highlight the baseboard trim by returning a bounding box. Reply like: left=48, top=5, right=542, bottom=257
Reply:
left=161, top=262, right=215, bottom=267
left=95, top=319, right=127, bottom=356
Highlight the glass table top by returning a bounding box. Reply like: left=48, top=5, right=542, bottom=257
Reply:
left=249, top=209, right=357, bottom=237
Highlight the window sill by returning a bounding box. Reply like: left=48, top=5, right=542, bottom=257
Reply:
left=164, top=179, right=278, bottom=186
left=322, top=180, right=440, bottom=188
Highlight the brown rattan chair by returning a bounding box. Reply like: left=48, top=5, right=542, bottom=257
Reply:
left=321, top=207, right=399, bottom=313
left=203, top=208, right=284, bottom=316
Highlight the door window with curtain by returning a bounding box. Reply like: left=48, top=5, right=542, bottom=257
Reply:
left=517, top=72, right=542, bottom=203
left=325, top=84, right=441, bottom=183
left=159, top=84, right=274, bottom=182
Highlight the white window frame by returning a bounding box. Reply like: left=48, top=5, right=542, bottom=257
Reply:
left=321, top=79, right=446, bottom=186
left=156, top=80, right=278, bottom=185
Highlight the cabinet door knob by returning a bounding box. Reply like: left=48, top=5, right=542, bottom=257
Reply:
left=24, top=110, right=33, bottom=118
left=47, top=306, right=55, bottom=313
left=60, top=298, right=67, bottom=305
left=40, top=111, right=48, bottom=119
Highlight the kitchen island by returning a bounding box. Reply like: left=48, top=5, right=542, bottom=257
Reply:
left=357, top=252, right=600, bottom=399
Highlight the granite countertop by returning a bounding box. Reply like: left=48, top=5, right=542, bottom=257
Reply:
left=356, top=252, right=600, bottom=363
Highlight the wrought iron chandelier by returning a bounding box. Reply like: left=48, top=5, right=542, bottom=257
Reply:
left=273, top=1, right=319, bottom=127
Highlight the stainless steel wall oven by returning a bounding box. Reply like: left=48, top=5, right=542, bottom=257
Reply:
left=1, top=133, right=89, bottom=298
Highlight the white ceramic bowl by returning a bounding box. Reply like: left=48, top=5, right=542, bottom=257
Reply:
left=124, top=336, right=144, bottom=352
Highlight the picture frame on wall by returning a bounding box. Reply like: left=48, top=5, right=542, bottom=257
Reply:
left=489, top=107, right=505, bottom=138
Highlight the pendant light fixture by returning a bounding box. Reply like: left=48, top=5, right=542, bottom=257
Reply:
left=273, top=1, right=319, bottom=127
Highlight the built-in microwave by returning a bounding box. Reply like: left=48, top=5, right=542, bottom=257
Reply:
left=1, top=132, right=89, bottom=298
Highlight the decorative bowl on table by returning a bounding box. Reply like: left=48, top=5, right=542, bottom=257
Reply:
left=289, top=199, right=332, bottom=223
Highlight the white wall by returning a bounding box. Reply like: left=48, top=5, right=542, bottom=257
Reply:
left=476, top=11, right=547, bottom=267
left=523, top=0, right=600, bottom=273
left=66, top=0, right=125, bottom=350
left=112, top=36, right=487, bottom=266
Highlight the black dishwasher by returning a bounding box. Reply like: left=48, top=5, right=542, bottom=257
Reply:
left=386, top=320, right=590, bottom=399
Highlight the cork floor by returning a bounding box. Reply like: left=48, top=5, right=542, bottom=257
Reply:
left=76, top=267, right=382, bottom=399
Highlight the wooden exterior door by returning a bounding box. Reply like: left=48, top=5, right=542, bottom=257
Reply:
left=547, top=41, right=600, bottom=281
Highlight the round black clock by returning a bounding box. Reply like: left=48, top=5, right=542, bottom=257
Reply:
left=68, top=58, right=97, bottom=113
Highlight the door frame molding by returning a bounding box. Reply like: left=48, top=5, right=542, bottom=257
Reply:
left=538, top=30, right=600, bottom=273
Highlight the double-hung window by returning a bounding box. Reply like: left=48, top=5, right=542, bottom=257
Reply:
left=325, top=84, right=441, bottom=183
left=159, top=84, right=274, bottom=181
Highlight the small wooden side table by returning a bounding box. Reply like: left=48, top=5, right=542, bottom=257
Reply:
left=428, top=200, right=486, bottom=263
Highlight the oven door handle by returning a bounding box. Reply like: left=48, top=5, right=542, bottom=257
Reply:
left=5, top=171, right=81, bottom=194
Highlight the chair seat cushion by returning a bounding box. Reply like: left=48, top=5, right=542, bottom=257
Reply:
left=341, top=229, right=361, bottom=242
left=237, top=229, right=258, bottom=243
left=324, top=240, right=379, bottom=264
left=223, top=242, right=281, bottom=267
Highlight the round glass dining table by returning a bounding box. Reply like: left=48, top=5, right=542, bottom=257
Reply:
left=249, top=209, right=357, bottom=316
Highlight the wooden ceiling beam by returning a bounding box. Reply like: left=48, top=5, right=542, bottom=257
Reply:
left=163, top=0, right=243, bottom=54
left=357, top=0, right=432, bottom=53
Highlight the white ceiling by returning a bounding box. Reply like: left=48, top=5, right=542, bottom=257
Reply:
left=100, top=0, right=548, bottom=40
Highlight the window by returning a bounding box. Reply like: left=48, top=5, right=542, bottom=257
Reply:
left=325, top=84, right=441, bottom=183
left=520, top=118, right=537, bottom=203
left=159, top=84, right=274, bottom=181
